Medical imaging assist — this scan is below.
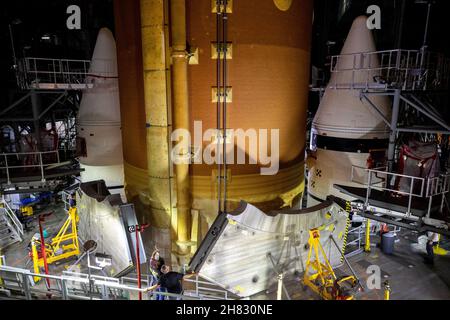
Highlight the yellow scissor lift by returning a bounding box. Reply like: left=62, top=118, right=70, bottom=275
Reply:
left=31, top=207, right=80, bottom=282
left=303, top=228, right=359, bottom=300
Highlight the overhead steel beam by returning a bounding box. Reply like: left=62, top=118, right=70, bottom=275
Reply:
left=400, top=94, right=450, bottom=131
left=38, top=92, right=67, bottom=119
left=387, top=89, right=401, bottom=174
left=31, top=90, right=41, bottom=148
left=0, top=118, right=34, bottom=122
left=408, top=94, right=443, bottom=121
left=361, top=90, right=396, bottom=96
left=1, top=188, right=51, bottom=195
left=397, top=127, right=450, bottom=135
left=360, top=93, right=392, bottom=128
left=358, top=211, right=450, bottom=237
left=32, top=90, right=67, bottom=94
left=418, top=96, right=444, bottom=119
left=358, top=211, right=418, bottom=231
left=0, top=92, right=31, bottom=117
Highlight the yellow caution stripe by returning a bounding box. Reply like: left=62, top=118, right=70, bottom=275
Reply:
left=341, top=201, right=352, bottom=263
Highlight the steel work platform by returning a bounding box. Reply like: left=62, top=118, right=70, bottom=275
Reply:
left=335, top=184, right=447, bottom=221
left=0, top=151, right=83, bottom=193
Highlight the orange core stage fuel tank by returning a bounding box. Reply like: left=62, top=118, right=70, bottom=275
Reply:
left=188, top=0, right=313, bottom=219
left=113, top=0, right=313, bottom=260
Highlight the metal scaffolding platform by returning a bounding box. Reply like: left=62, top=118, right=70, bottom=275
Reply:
left=338, top=166, right=450, bottom=237
left=326, top=47, right=450, bottom=175
left=0, top=151, right=83, bottom=193
left=329, top=49, right=450, bottom=91
left=0, top=56, right=92, bottom=193
left=17, top=57, right=94, bottom=90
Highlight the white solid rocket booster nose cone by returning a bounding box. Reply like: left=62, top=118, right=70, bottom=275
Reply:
left=77, top=28, right=124, bottom=188
left=312, top=15, right=391, bottom=140
left=307, top=16, right=391, bottom=205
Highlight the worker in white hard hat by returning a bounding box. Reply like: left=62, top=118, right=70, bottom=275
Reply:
left=425, top=232, right=440, bottom=265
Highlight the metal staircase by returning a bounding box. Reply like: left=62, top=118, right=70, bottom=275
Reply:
left=0, top=200, right=23, bottom=250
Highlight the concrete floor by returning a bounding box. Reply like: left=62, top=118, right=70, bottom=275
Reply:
left=2, top=202, right=69, bottom=270
left=256, top=229, right=450, bottom=300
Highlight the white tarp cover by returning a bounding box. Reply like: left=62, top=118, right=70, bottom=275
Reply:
left=397, top=141, right=440, bottom=193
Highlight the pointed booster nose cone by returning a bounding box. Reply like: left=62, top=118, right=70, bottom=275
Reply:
left=77, top=28, right=124, bottom=187
left=312, top=15, right=391, bottom=140
left=89, top=28, right=118, bottom=77
left=340, top=16, right=377, bottom=57
left=307, top=16, right=391, bottom=206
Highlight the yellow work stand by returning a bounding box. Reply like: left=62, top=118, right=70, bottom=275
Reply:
left=31, top=207, right=80, bottom=282
left=303, top=228, right=358, bottom=300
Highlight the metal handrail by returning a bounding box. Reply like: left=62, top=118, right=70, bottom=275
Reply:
left=331, top=49, right=448, bottom=71
left=367, top=169, right=424, bottom=216
left=350, top=165, right=386, bottom=185
left=1, top=150, right=60, bottom=156
left=184, top=274, right=230, bottom=300
left=426, top=174, right=450, bottom=197
left=350, top=165, right=450, bottom=218
left=367, top=168, right=426, bottom=196
left=331, top=49, right=422, bottom=71
left=120, top=273, right=231, bottom=300
left=0, top=265, right=222, bottom=300
left=63, top=271, right=120, bottom=283
left=18, top=57, right=118, bottom=90
left=1, top=150, right=61, bottom=184
left=0, top=199, right=24, bottom=238
left=18, top=57, right=92, bottom=90
left=330, top=48, right=450, bottom=90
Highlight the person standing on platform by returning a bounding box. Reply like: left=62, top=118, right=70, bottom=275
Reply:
left=425, top=232, right=440, bottom=265
left=149, top=247, right=165, bottom=300
left=145, top=265, right=197, bottom=300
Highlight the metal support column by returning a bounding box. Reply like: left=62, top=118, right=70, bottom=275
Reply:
left=277, top=273, right=283, bottom=300
left=387, top=89, right=401, bottom=176
left=171, top=0, right=192, bottom=257
left=21, top=273, right=32, bottom=300
left=384, top=280, right=391, bottom=300
left=364, top=219, right=371, bottom=252
left=31, top=90, right=42, bottom=149
left=61, top=278, right=68, bottom=300
left=0, top=253, right=4, bottom=286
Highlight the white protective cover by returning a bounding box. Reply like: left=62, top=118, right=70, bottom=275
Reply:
left=398, top=141, right=440, bottom=193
